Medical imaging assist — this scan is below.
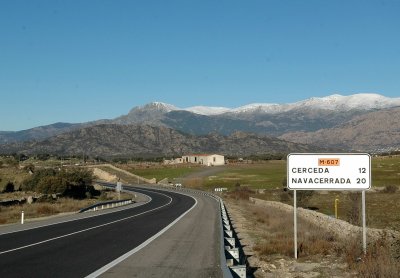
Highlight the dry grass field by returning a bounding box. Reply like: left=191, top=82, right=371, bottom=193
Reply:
left=225, top=194, right=400, bottom=277
left=207, top=156, right=400, bottom=231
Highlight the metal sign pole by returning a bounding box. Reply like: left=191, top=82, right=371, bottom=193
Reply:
left=362, top=190, right=367, bottom=254
left=294, top=189, right=297, bottom=259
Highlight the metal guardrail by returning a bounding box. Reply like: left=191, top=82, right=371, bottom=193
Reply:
left=79, top=199, right=134, bottom=213
left=219, top=200, right=247, bottom=278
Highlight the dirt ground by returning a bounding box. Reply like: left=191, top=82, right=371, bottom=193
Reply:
left=224, top=197, right=358, bottom=278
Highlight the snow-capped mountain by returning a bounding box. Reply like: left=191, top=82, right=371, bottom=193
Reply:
left=289, top=93, right=400, bottom=111
left=138, top=94, right=400, bottom=116
left=184, top=106, right=231, bottom=115
left=229, top=94, right=400, bottom=114
left=2, top=93, right=400, bottom=152
left=231, top=103, right=291, bottom=114
left=131, top=102, right=179, bottom=113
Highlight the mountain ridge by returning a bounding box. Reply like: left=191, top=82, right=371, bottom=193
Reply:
left=0, top=124, right=330, bottom=158
left=1, top=93, right=399, bottom=153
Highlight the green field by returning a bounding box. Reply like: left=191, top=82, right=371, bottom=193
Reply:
left=371, top=156, right=400, bottom=187
left=204, top=160, right=286, bottom=189
left=127, top=165, right=203, bottom=182
left=205, top=156, right=400, bottom=231
left=203, top=156, right=400, bottom=190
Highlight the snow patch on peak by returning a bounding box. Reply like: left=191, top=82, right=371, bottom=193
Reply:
left=129, top=94, right=400, bottom=116
left=184, top=106, right=231, bottom=115
left=231, top=103, right=285, bottom=113
left=141, top=102, right=179, bottom=112
left=338, top=93, right=400, bottom=109
left=226, top=93, right=400, bottom=114
left=294, top=93, right=400, bottom=111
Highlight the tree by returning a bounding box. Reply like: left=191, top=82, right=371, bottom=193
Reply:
left=36, top=176, right=66, bottom=195
left=22, top=168, right=57, bottom=191
left=60, top=168, right=94, bottom=199
left=21, top=167, right=94, bottom=199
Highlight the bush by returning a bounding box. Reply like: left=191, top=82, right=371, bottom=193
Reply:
left=99, top=191, right=109, bottom=201
left=36, top=176, right=67, bottom=195
left=229, top=186, right=254, bottom=200
left=22, top=167, right=94, bottom=199
left=383, top=185, right=398, bottom=194
left=344, top=237, right=400, bottom=277
left=281, top=178, right=314, bottom=207
left=3, top=182, right=15, bottom=193
left=22, top=168, right=57, bottom=191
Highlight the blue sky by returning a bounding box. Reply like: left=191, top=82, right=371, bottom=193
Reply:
left=1, top=0, right=399, bottom=131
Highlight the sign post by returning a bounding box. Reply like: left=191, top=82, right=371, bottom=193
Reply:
left=294, top=190, right=297, bottom=259
left=287, top=153, right=371, bottom=258
left=362, top=190, right=366, bottom=254
left=116, top=181, right=122, bottom=200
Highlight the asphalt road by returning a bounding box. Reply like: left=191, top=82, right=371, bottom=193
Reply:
left=100, top=189, right=222, bottom=278
left=0, top=187, right=196, bottom=278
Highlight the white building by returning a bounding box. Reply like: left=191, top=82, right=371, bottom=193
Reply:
left=163, top=157, right=184, bottom=165
left=182, top=154, right=225, bottom=166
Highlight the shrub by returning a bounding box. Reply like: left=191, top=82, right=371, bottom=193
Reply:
left=99, top=191, right=109, bottom=201
left=229, top=186, right=254, bottom=200
left=383, top=185, right=398, bottom=194
left=3, top=182, right=15, bottom=193
left=36, top=176, right=67, bottom=195
left=344, top=237, right=400, bottom=277
left=22, top=168, right=57, bottom=191
left=22, top=167, right=94, bottom=199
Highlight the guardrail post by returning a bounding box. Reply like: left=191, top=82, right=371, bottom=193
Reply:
left=225, top=237, right=236, bottom=248
left=220, top=199, right=247, bottom=277
left=230, top=265, right=246, bottom=278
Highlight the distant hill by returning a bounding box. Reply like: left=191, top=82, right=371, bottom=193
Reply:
left=0, top=123, right=82, bottom=144
left=0, top=124, right=329, bottom=158
left=1, top=93, right=399, bottom=152
left=279, top=107, right=400, bottom=152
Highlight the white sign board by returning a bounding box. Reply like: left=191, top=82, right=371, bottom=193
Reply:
left=287, top=153, right=371, bottom=190
left=116, top=182, right=122, bottom=192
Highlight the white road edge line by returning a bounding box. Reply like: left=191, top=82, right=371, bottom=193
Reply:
left=0, top=189, right=171, bottom=255
left=0, top=189, right=152, bottom=236
left=85, top=192, right=198, bottom=278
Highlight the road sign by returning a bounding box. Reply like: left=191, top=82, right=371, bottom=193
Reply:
left=116, top=182, right=122, bottom=192
left=287, top=153, right=371, bottom=190
left=287, top=153, right=371, bottom=259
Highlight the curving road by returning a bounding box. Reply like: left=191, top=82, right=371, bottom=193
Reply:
left=101, top=188, right=222, bottom=277
left=0, top=187, right=200, bottom=277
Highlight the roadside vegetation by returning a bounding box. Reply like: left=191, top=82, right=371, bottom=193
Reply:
left=0, top=156, right=130, bottom=224
left=226, top=190, right=400, bottom=277
left=206, top=156, right=400, bottom=231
